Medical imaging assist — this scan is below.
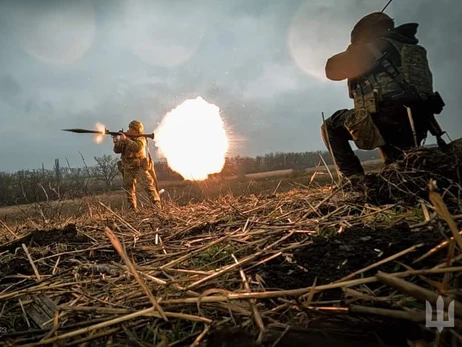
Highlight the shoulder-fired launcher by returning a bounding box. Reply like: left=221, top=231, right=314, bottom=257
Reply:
left=62, top=128, right=155, bottom=139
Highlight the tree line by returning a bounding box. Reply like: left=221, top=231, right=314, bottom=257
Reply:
left=0, top=149, right=379, bottom=207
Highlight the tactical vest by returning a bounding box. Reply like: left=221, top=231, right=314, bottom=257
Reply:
left=121, top=137, right=147, bottom=161
left=352, top=38, right=434, bottom=112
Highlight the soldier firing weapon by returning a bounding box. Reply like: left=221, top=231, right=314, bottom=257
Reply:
left=62, top=128, right=155, bottom=139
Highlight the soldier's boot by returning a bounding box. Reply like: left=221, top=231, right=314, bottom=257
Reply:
left=127, top=193, right=138, bottom=212
left=144, top=185, right=161, bottom=209
left=344, top=173, right=366, bottom=192
left=378, top=144, right=406, bottom=166
left=149, top=194, right=161, bottom=210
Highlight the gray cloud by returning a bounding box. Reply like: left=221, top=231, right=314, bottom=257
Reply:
left=0, top=75, right=21, bottom=104
left=0, top=0, right=461, bottom=172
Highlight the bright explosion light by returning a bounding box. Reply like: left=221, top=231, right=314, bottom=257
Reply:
left=154, top=97, right=229, bottom=181
left=94, top=122, right=106, bottom=144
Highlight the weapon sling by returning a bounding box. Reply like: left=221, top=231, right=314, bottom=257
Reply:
left=364, top=42, right=448, bottom=147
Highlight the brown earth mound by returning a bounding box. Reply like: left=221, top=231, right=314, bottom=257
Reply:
left=206, top=320, right=433, bottom=347
left=0, top=223, right=85, bottom=253
left=258, top=223, right=453, bottom=298
left=0, top=224, right=90, bottom=283
left=363, top=139, right=462, bottom=209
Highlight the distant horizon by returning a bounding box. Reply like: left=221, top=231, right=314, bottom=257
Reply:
left=2, top=141, right=448, bottom=174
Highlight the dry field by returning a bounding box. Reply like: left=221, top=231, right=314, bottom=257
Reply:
left=0, top=151, right=461, bottom=346
left=0, top=160, right=383, bottom=225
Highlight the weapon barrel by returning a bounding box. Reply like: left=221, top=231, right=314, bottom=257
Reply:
left=105, top=131, right=155, bottom=139
left=136, top=133, right=155, bottom=139
left=62, top=128, right=154, bottom=139
left=126, top=133, right=154, bottom=139
left=62, top=128, right=104, bottom=135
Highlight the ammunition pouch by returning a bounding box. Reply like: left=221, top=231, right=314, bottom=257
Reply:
left=353, top=89, right=379, bottom=114
left=344, top=108, right=386, bottom=150
left=122, top=158, right=142, bottom=171
left=383, top=90, right=445, bottom=115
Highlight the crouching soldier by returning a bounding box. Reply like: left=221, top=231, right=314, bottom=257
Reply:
left=321, top=12, right=445, bottom=185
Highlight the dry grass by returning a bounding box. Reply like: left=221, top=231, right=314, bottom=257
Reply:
left=0, top=154, right=461, bottom=346
left=0, top=160, right=383, bottom=223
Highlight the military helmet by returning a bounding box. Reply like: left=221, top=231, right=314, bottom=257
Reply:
left=129, top=120, right=144, bottom=133
left=351, top=12, right=394, bottom=43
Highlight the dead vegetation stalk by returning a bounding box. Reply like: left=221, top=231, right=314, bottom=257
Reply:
left=1, top=154, right=462, bottom=345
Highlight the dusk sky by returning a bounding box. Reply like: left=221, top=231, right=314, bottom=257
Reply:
left=0, top=0, right=461, bottom=172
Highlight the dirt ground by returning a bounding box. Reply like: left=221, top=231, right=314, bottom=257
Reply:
left=1, top=152, right=460, bottom=346
left=258, top=223, right=452, bottom=297
left=1, top=221, right=453, bottom=346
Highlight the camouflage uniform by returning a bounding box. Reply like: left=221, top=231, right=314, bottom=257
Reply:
left=113, top=120, right=160, bottom=210
left=321, top=13, right=436, bottom=179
